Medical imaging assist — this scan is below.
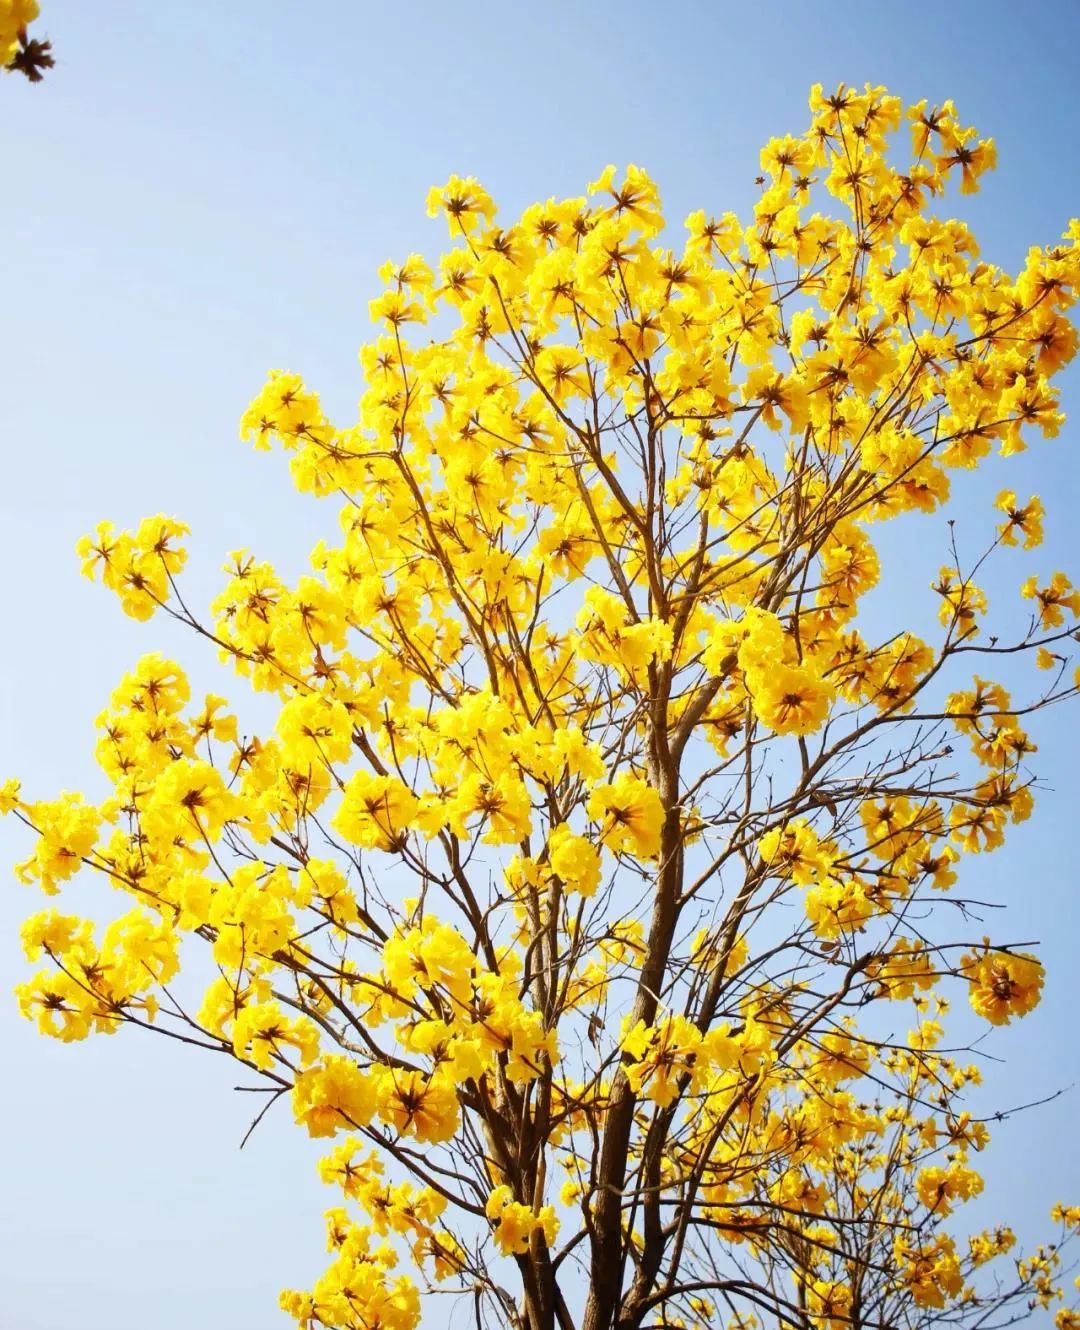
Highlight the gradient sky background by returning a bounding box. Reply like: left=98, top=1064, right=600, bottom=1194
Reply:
left=2, top=3, right=1079, bottom=1326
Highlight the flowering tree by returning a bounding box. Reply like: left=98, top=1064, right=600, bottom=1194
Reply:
left=5, top=83, right=1080, bottom=1330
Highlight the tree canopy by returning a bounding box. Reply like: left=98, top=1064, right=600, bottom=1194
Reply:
left=5, top=82, right=1080, bottom=1330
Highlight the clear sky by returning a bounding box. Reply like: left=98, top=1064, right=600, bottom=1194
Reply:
left=2, top=2, right=1079, bottom=1326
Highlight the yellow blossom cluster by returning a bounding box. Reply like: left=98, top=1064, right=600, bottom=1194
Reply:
left=1, top=0, right=37, bottom=67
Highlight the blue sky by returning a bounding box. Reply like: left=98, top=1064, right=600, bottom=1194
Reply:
left=2, top=2, right=1079, bottom=1326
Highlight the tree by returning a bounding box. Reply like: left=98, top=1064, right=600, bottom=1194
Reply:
left=4, top=81, right=1080, bottom=1330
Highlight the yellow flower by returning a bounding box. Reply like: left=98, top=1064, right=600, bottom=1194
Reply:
left=752, top=663, right=834, bottom=736
left=1022, top=571, right=1080, bottom=629
left=0, top=777, right=22, bottom=815
left=995, top=490, right=1045, bottom=549
left=1, top=0, right=42, bottom=70
left=382, top=918, right=474, bottom=1004
left=547, top=822, right=602, bottom=896
left=587, top=772, right=665, bottom=859
left=425, top=174, right=497, bottom=235
left=485, top=1186, right=559, bottom=1255
left=622, top=1014, right=705, bottom=1106
left=333, top=771, right=418, bottom=851
left=376, top=1068, right=459, bottom=1144
left=14, top=793, right=100, bottom=895
left=232, top=1002, right=319, bottom=1072
left=961, top=948, right=1044, bottom=1024
left=293, top=1056, right=377, bottom=1138
left=915, top=1162, right=983, bottom=1216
